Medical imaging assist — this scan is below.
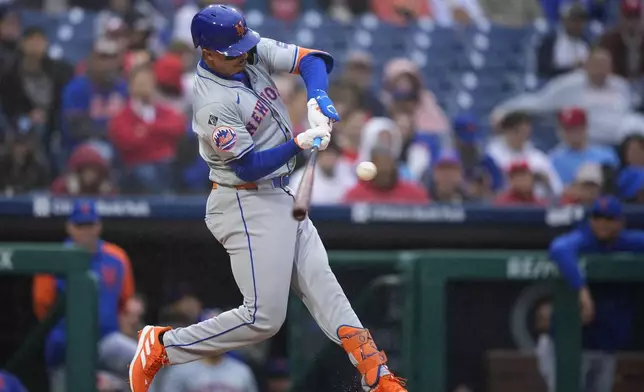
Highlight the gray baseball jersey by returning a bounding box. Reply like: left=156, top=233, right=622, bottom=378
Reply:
left=162, top=36, right=383, bottom=392
left=192, top=38, right=321, bottom=186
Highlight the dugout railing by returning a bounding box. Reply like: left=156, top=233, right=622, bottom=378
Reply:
left=0, top=243, right=97, bottom=392
left=287, top=251, right=644, bottom=392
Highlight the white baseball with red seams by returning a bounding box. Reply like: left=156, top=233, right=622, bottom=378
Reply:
left=357, top=161, right=378, bottom=181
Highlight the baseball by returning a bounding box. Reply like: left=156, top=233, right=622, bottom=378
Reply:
left=356, top=161, right=377, bottom=181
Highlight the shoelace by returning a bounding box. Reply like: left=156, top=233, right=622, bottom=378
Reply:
left=143, top=352, right=168, bottom=378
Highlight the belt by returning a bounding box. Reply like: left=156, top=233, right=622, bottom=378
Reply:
left=212, top=176, right=289, bottom=190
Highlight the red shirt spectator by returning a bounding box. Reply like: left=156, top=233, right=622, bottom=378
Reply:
left=371, top=0, right=431, bottom=25
left=51, top=144, right=117, bottom=196
left=343, top=147, right=430, bottom=204
left=495, top=161, right=547, bottom=206
left=108, top=65, right=186, bottom=168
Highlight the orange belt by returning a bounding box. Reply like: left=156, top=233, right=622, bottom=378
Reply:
left=212, top=182, right=259, bottom=190
left=212, top=176, right=289, bottom=191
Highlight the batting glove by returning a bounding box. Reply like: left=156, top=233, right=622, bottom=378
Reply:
left=295, top=125, right=331, bottom=150
left=308, top=89, right=340, bottom=127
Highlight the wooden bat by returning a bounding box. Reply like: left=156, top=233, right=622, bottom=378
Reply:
left=292, top=137, right=322, bottom=221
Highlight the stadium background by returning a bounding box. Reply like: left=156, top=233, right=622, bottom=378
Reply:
left=2, top=0, right=644, bottom=391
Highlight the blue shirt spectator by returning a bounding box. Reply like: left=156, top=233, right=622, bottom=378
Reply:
left=549, top=107, right=618, bottom=184
left=617, top=166, right=644, bottom=202
left=452, top=114, right=504, bottom=192
left=61, top=39, right=127, bottom=158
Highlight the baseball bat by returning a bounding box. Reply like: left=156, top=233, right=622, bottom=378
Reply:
left=292, top=137, right=322, bottom=221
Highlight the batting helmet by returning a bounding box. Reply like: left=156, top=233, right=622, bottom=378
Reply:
left=191, top=5, right=260, bottom=57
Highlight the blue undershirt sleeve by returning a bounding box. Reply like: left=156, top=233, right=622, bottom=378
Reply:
left=299, top=54, right=330, bottom=100
left=228, top=139, right=301, bottom=182
left=549, top=235, right=585, bottom=290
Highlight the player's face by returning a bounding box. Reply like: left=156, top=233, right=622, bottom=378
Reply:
left=433, top=163, right=463, bottom=191
left=590, top=216, right=623, bottom=241
left=203, top=49, right=249, bottom=76
left=509, top=171, right=533, bottom=193
left=22, top=34, right=48, bottom=59
left=561, top=125, right=587, bottom=147
left=66, top=221, right=102, bottom=250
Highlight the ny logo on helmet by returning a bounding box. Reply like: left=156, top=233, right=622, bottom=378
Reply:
left=234, top=21, right=245, bottom=37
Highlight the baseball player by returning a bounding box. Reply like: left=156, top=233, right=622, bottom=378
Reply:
left=129, top=5, right=407, bottom=392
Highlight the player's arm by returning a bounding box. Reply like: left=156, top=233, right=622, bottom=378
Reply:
left=548, top=231, right=586, bottom=290
left=196, top=102, right=329, bottom=182
left=103, top=243, right=135, bottom=310
left=618, top=230, right=644, bottom=251
left=255, top=38, right=339, bottom=124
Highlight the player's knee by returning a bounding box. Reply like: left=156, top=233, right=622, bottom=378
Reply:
left=252, top=306, right=287, bottom=339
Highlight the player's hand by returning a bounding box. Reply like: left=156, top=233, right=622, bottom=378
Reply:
left=579, top=286, right=595, bottom=325
left=309, top=89, right=340, bottom=126
left=295, top=125, right=331, bottom=150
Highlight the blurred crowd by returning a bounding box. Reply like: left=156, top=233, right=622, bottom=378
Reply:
left=1, top=0, right=644, bottom=207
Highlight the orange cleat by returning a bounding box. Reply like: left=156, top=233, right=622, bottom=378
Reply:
left=373, top=374, right=408, bottom=392
left=337, top=326, right=408, bottom=391
left=128, top=325, right=172, bottom=392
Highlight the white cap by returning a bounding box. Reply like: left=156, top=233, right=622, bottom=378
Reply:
left=576, top=162, right=603, bottom=186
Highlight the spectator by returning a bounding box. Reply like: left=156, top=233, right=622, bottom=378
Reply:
left=123, top=16, right=155, bottom=74
left=617, top=166, right=644, bottom=203
left=61, top=38, right=127, bottom=160
left=427, top=150, right=469, bottom=203
left=494, top=161, right=547, bottom=205
left=358, top=117, right=413, bottom=179
left=487, top=111, right=563, bottom=197
left=318, top=0, right=369, bottom=24
left=153, top=52, right=187, bottom=114
left=382, top=58, right=450, bottom=136
left=560, top=162, right=604, bottom=206
left=370, top=0, right=431, bottom=25
left=51, top=144, right=117, bottom=196
left=290, top=140, right=355, bottom=205
left=0, top=370, right=27, bottom=392
left=154, top=41, right=195, bottom=113
left=0, top=123, right=49, bottom=196
left=33, top=200, right=136, bottom=392
left=0, top=27, right=74, bottom=152
left=274, top=74, right=308, bottom=136
left=549, top=107, right=619, bottom=185
left=536, top=3, right=590, bottom=79
left=265, top=358, right=291, bottom=392
left=539, top=0, right=610, bottom=25
left=343, top=146, right=430, bottom=204
left=598, top=0, right=644, bottom=80
left=431, top=0, right=486, bottom=26
left=95, top=0, right=143, bottom=39
left=331, top=95, right=368, bottom=166
left=269, top=0, right=300, bottom=21
left=392, top=111, right=433, bottom=181
left=477, top=0, right=542, bottom=26
left=452, top=113, right=504, bottom=193
left=618, top=133, right=644, bottom=167
left=0, top=5, right=20, bottom=76
left=340, top=52, right=386, bottom=117
left=118, top=295, right=145, bottom=340
left=493, top=48, right=641, bottom=146
left=544, top=196, right=644, bottom=392
left=109, top=65, right=186, bottom=194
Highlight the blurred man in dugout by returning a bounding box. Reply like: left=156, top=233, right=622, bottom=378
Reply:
left=32, top=199, right=137, bottom=392
left=542, top=196, right=644, bottom=392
